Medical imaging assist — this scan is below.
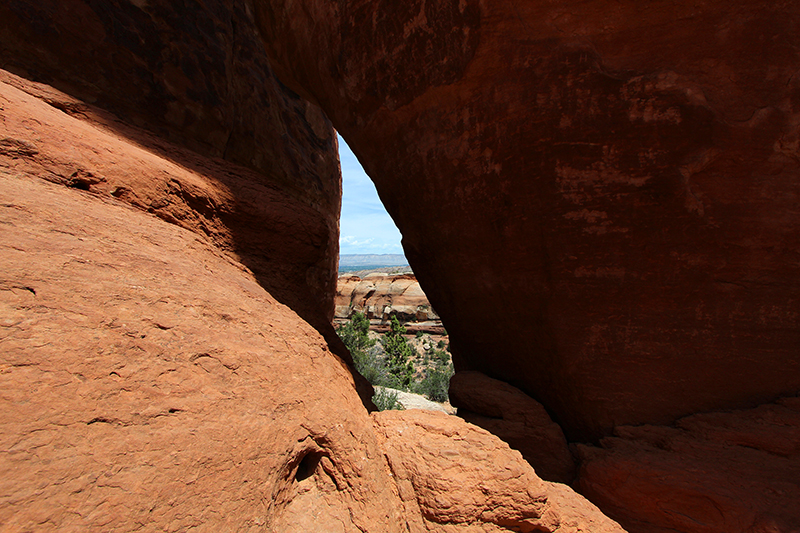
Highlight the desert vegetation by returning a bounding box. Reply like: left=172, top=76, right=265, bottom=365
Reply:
left=336, top=312, right=454, bottom=410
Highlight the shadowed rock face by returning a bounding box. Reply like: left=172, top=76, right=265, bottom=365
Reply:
left=0, top=0, right=341, bottom=338
left=255, top=0, right=800, bottom=441
left=575, top=396, right=800, bottom=532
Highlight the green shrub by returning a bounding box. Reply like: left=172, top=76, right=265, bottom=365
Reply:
left=414, top=365, right=454, bottom=403
left=336, top=312, right=374, bottom=354
left=373, top=387, right=404, bottom=411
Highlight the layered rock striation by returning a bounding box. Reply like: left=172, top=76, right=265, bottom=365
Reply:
left=335, top=273, right=439, bottom=323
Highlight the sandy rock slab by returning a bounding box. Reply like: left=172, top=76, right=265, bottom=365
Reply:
left=0, top=173, right=406, bottom=532
left=373, top=410, right=625, bottom=533
left=575, top=397, right=800, bottom=533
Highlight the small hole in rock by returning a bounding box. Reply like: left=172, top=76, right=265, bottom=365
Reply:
left=295, top=451, right=324, bottom=482
left=68, top=179, right=91, bottom=191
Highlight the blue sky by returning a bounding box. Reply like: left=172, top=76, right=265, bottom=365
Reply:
left=338, top=134, right=405, bottom=255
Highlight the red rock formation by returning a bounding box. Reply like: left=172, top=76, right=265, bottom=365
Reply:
left=255, top=0, right=800, bottom=443
left=335, top=273, right=439, bottom=322
left=0, top=170, right=402, bottom=531
left=574, top=396, right=800, bottom=533
left=449, top=371, right=576, bottom=484
left=0, top=75, right=624, bottom=532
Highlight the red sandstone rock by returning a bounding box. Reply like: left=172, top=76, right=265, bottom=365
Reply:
left=0, top=172, right=406, bottom=531
left=449, top=371, right=576, bottom=484
left=335, top=273, right=439, bottom=322
left=0, top=44, right=625, bottom=530
left=574, top=397, right=800, bottom=533
left=373, top=410, right=625, bottom=533
left=0, top=169, right=624, bottom=531
left=256, top=0, right=800, bottom=441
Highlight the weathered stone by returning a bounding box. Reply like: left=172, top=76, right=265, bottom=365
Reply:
left=575, top=396, right=800, bottom=533
left=450, top=371, right=576, bottom=484
left=0, top=171, right=404, bottom=532
left=373, top=410, right=625, bottom=533
left=0, top=167, right=625, bottom=532
left=255, top=0, right=800, bottom=443
left=0, top=0, right=341, bottom=339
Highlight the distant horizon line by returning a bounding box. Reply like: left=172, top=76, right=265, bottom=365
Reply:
left=339, top=253, right=407, bottom=257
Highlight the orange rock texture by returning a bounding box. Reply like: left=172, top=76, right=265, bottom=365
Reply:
left=0, top=168, right=401, bottom=532
left=256, top=0, right=800, bottom=443
left=373, top=410, right=624, bottom=533
left=449, top=371, right=576, bottom=485
left=0, top=67, right=624, bottom=533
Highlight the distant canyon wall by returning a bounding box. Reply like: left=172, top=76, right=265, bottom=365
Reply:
left=335, top=274, right=439, bottom=323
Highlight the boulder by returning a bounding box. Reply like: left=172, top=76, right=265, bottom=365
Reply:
left=450, top=371, right=576, bottom=484
left=372, top=410, right=625, bottom=533
left=256, top=0, right=800, bottom=442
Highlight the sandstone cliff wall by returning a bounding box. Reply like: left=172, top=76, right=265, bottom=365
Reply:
left=255, top=3, right=800, bottom=530
left=256, top=0, right=800, bottom=443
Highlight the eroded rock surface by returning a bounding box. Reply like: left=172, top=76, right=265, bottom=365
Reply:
left=0, top=169, right=623, bottom=532
left=449, top=371, right=576, bottom=484
left=0, top=172, right=404, bottom=532
left=575, top=397, right=800, bottom=533
left=373, top=410, right=625, bottom=533
left=256, top=0, right=800, bottom=442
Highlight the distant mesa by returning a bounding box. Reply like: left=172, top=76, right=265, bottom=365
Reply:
left=335, top=272, right=442, bottom=334
left=339, top=253, right=409, bottom=273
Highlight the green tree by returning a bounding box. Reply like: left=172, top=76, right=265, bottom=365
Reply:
left=336, top=311, right=373, bottom=354
left=336, top=312, right=384, bottom=385
left=382, top=316, right=415, bottom=390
